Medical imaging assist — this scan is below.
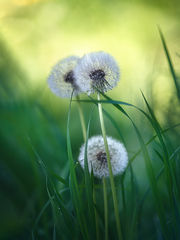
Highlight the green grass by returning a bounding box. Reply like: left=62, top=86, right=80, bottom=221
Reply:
left=0, top=30, right=180, bottom=240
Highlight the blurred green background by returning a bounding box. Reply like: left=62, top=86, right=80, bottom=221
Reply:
left=0, top=0, right=179, bottom=239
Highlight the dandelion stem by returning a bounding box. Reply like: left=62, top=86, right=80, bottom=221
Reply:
left=97, top=93, right=123, bottom=240
left=76, top=95, right=87, bottom=141
left=103, top=177, right=108, bottom=240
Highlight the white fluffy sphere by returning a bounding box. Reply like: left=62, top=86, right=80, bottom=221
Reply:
left=47, top=56, right=80, bottom=98
left=74, top=51, right=120, bottom=95
left=78, top=135, right=128, bottom=178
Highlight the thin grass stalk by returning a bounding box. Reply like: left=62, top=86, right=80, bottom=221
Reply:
left=141, top=92, right=178, bottom=232
left=76, top=95, right=87, bottom=141
left=93, top=186, right=100, bottom=240
left=97, top=93, right=123, bottom=240
left=84, top=107, right=97, bottom=238
left=121, top=177, right=126, bottom=213
left=67, top=93, right=90, bottom=240
left=103, top=177, right=108, bottom=240
left=158, top=27, right=180, bottom=101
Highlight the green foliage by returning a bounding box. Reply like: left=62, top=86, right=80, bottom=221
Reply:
left=0, top=8, right=180, bottom=240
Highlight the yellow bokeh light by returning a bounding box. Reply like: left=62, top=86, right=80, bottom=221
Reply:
left=13, top=0, right=42, bottom=6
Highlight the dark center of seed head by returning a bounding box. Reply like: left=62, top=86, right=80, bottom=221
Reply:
left=89, top=69, right=105, bottom=81
left=96, top=151, right=107, bottom=165
left=64, top=71, right=74, bottom=85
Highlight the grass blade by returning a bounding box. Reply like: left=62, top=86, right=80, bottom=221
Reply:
left=158, top=27, right=180, bottom=100
left=96, top=91, right=170, bottom=239
left=97, top=93, right=123, bottom=240
left=83, top=106, right=96, bottom=237
left=67, top=92, right=90, bottom=240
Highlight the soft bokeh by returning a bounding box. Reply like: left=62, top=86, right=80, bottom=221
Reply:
left=0, top=0, right=180, bottom=103
left=0, top=0, right=179, bottom=239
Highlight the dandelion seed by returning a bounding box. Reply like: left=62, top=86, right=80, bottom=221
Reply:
left=78, top=135, right=128, bottom=178
left=47, top=56, right=80, bottom=98
left=74, top=51, right=120, bottom=95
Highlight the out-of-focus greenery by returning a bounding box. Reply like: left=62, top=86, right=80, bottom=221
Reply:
left=0, top=0, right=180, bottom=240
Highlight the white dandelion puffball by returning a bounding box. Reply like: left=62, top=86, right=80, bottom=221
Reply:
left=74, top=51, right=120, bottom=94
left=78, top=135, right=128, bottom=179
left=47, top=56, right=80, bottom=98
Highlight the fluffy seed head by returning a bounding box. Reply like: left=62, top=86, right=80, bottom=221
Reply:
left=47, top=56, right=80, bottom=98
left=74, top=51, right=120, bottom=95
left=78, top=135, right=128, bottom=179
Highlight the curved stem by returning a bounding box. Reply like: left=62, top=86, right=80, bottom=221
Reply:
left=97, top=93, right=123, bottom=240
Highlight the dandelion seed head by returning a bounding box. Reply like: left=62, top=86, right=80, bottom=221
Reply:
left=47, top=56, right=80, bottom=98
left=78, top=135, right=128, bottom=178
left=74, top=51, right=120, bottom=95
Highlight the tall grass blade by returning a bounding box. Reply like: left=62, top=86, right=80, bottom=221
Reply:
left=67, top=92, right=90, bottom=240
left=97, top=93, right=123, bottom=240
left=158, top=27, right=180, bottom=100
left=141, top=91, right=179, bottom=233
left=97, top=92, right=170, bottom=239
left=32, top=199, right=52, bottom=234
left=83, top=106, right=96, bottom=237
left=129, top=123, right=180, bottom=166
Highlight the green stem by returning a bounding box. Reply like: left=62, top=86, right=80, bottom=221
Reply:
left=121, top=178, right=126, bottom=215
left=97, top=93, right=123, bottom=240
left=76, top=95, right=87, bottom=141
left=103, top=177, right=108, bottom=240
left=93, top=186, right=100, bottom=240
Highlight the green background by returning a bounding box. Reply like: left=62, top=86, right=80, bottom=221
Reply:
left=0, top=0, right=179, bottom=239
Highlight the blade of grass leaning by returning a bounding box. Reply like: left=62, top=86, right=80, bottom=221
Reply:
left=67, top=92, right=90, bottom=240
left=78, top=97, right=180, bottom=166
left=32, top=198, right=52, bottom=238
left=158, top=27, right=180, bottom=100
left=52, top=183, right=76, bottom=239
left=28, top=138, right=55, bottom=239
left=51, top=172, right=67, bottom=185
left=141, top=91, right=169, bottom=161
left=80, top=95, right=180, bottom=189
left=73, top=98, right=133, bottom=106
left=97, top=91, right=170, bottom=239
left=48, top=173, right=76, bottom=238
left=128, top=123, right=180, bottom=166
left=141, top=91, right=178, bottom=232
left=45, top=176, right=57, bottom=232
left=30, top=148, right=57, bottom=235
left=139, top=145, right=180, bottom=210
left=138, top=146, right=180, bottom=237
left=154, top=149, right=164, bottom=162
left=75, top=91, right=179, bottom=237
left=83, top=106, right=96, bottom=238
left=75, top=91, right=180, bottom=237
left=99, top=90, right=176, bottom=185
left=44, top=162, right=75, bottom=238
left=97, top=92, right=123, bottom=240
left=127, top=115, right=169, bottom=240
